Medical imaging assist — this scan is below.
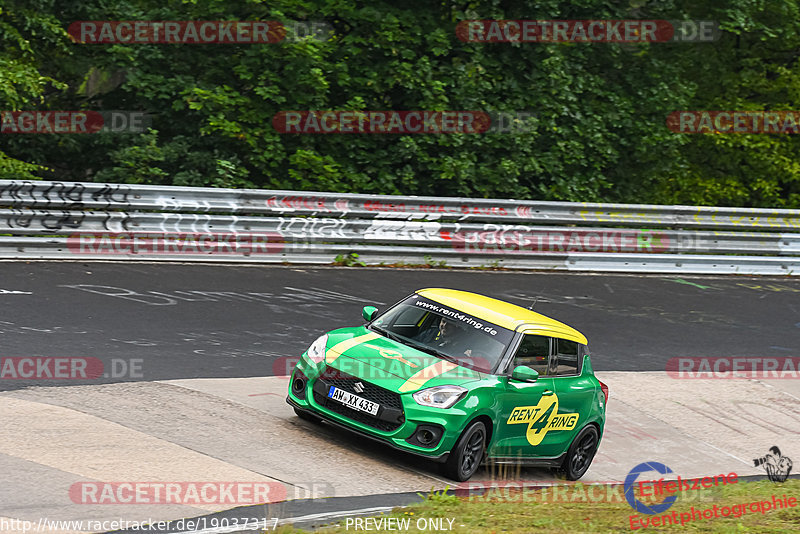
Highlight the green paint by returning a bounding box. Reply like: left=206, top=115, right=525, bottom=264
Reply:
left=288, top=291, right=606, bottom=481
left=665, top=278, right=714, bottom=290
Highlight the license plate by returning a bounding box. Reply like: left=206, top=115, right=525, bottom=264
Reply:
left=328, top=386, right=380, bottom=416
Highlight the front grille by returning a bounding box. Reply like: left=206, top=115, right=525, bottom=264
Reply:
left=320, top=366, right=403, bottom=410
left=313, top=365, right=404, bottom=432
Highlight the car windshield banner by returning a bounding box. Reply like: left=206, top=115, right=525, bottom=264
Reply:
left=408, top=294, right=515, bottom=344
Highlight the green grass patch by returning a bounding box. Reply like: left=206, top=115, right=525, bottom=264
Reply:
left=275, top=479, right=799, bottom=533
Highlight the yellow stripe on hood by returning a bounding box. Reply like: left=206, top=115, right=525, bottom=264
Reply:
left=398, top=360, right=459, bottom=393
left=325, top=332, right=381, bottom=364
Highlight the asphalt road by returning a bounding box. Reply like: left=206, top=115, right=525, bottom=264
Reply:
left=1, top=262, right=799, bottom=392
left=2, top=262, right=799, bottom=533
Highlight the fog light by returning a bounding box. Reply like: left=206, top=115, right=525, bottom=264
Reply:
left=291, top=370, right=308, bottom=399
left=406, top=424, right=444, bottom=448
left=418, top=429, right=435, bottom=445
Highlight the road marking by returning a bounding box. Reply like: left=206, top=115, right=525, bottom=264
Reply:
left=172, top=506, right=397, bottom=534
left=664, top=278, right=716, bottom=290
left=276, top=506, right=397, bottom=527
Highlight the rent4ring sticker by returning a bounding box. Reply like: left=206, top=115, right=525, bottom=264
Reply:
left=507, top=394, right=579, bottom=445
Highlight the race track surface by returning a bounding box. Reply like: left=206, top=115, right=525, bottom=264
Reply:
left=1, top=262, right=799, bottom=532
left=2, top=262, right=799, bottom=390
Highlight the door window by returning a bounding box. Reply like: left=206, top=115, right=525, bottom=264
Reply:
left=554, top=338, right=580, bottom=375
left=511, top=334, right=551, bottom=376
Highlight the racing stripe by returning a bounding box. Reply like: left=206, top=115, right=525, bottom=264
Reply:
left=325, top=332, right=381, bottom=364
left=398, top=360, right=459, bottom=393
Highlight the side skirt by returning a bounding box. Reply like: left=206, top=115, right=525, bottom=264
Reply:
left=484, top=454, right=567, bottom=469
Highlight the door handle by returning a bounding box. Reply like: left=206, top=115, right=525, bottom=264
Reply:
left=542, top=390, right=554, bottom=396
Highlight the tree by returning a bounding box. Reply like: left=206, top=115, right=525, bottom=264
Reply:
left=0, top=0, right=70, bottom=178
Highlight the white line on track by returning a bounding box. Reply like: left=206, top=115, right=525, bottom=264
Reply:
left=172, top=506, right=397, bottom=534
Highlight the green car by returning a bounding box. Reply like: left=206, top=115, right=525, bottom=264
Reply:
left=286, top=288, right=607, bottom=481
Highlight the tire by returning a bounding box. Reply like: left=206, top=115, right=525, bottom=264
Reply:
left=294, top=407, right=322, bottom=423
left=555, top=425, right=599, bottom=481
left=442, top=421, right=487, bottom=481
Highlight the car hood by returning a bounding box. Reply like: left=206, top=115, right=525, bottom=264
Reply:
left=322, top=326, right=485, bottom=393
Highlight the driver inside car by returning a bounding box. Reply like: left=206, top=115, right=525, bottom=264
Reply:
left=417, top=316, right=473, bottom=357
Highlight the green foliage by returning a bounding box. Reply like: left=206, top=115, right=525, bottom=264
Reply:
left=0, top=0, right=70, bottom=178
left=419, top=486, right=458, bottom=505
left=423, top=255, right=448, bottom=268
left=333, top=252, right=366, bottom=267
left=2, top=0, right=800, bottom=207
left=648, top=0, right=800, bottom=207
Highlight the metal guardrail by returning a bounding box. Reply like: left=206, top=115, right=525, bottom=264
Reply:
left=1, top=179, right=799, bottom=275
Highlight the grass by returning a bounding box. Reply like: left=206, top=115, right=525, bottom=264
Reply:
left=273, top=479, right=799, bottom=533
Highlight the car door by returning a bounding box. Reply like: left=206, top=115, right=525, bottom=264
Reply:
left=491, top=334, right=565, bottom=459
left=550, top=339, right=596, bottom=450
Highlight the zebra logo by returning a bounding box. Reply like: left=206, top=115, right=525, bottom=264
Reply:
left=753, top=446, right=793, bottom=482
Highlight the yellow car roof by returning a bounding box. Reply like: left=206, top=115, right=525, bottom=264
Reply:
left=416, top=288, right=588, bottom=345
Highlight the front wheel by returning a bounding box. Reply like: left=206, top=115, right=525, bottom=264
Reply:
left=442, top=421, right=487, bottom=481
left=555, top=425, right=599, bottom=481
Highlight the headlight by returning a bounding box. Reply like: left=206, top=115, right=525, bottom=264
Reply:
left=305, top=334, right=329, bottom=364
left=413, top=385, right=467, bottom=409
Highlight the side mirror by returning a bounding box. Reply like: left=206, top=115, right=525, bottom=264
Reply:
left=510, top=365, right=539, bottom=383
left=362, top=306, right=378, bottom=322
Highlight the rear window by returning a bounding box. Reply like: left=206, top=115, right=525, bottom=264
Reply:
left=555, top=338, right=580, bottom=375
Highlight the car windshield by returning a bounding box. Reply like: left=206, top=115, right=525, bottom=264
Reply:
left=369, top=294, right=515, bottom=373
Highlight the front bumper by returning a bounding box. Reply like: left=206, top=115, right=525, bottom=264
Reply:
left=287, top=396, right=450, bottom=463
left=286, top=357, right=475, bottom=461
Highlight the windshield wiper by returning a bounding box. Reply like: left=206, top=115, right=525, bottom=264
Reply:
left=402, top=339, right=460, bottom=364
left=371, top=325, right=403, bottom=343
left=428, top=349, right=459, bottom=364
left=371, top=327, right=462, bottom=366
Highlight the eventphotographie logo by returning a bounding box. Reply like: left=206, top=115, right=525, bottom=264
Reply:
left=754, top=446, right=793, bottom=483
left=624, top=462, right=678, bottom=515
